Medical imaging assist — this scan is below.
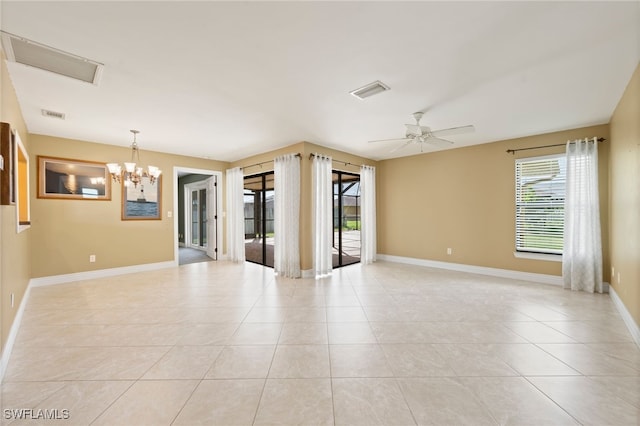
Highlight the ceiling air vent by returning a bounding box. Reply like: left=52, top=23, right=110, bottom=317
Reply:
left=0, top=31, right=103, bottom=85
left=349, top=80, right=390, bottom=100
left=41, top=109, right=66, bottom=120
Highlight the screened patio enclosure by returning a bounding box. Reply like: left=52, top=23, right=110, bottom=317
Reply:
left=244, top=172, right=275, bottom=267
left=333, top=171, right=361, bottom=267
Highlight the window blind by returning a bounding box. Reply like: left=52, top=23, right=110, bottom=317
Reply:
left=515, top=154, right=566, bottom=254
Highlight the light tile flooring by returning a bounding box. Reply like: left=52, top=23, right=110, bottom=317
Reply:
left=2, top=261, right=639, bottom=425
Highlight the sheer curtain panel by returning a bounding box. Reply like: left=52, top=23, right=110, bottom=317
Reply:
left=562, top=138, right=603, bottom=293
left=274, top=154, right=301, bottom=278
left=360, top=165, right=377, bottom=264
left=226, top=167, right=245, bottom=262
left=312, top=154, right=333, bottom=278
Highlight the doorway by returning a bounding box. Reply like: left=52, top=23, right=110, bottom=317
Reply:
left=333, top=170, right=361, bottom=267
left=244, top=171, right=275, bottom=267
left=175, top=168, right=222, bottom=266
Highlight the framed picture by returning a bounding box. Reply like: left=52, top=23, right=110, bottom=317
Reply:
left=1, top=122, right=16, bottom=205
left=122, top=176, right=162, bottom=220
left=37, top=156, right=111, bottom=200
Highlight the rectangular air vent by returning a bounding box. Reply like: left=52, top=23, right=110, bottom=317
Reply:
left=41, top=109, right=66, bottom=120
left=349, top=80, right=390, bottom=100
left=1, top=31, right=103, bottom=85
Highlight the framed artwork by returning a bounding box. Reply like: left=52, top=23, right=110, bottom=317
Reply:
left=121, top=176, right=162, bottom=220
left=1, top=122, right=16, bottom=205
left=37, top=156, right=111, bottom=200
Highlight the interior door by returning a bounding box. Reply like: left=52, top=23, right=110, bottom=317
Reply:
left=206, top=175, right=217, bottom=259
left=185, top=177, right=216, bottom=258
left=189, top=187, right=208, bottom=250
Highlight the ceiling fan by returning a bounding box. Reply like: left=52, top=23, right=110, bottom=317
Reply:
left=369, top=112, right=475, bottom=152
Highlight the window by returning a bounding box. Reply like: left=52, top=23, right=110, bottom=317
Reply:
left=515, top=154, right=565, bottom=255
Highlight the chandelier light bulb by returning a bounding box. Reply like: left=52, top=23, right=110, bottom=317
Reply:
left=107, top=130, right=161, bottom=187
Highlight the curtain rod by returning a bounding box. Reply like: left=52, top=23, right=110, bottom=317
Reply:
left=308, top=153, right=369, bottom=169
left=241, top=153, right=301, bottom=170
left=506, top=137, right=606, bottom=155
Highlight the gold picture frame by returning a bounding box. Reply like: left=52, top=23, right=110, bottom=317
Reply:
left=37, top=156, right=111, bottom=200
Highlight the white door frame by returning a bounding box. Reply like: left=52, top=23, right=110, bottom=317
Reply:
left=173, top=167, right=223, bottom=265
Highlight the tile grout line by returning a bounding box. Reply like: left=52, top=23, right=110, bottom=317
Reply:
left=249, top=290, right=283, bottom=425
left=522, top=376, right=585, bottom=425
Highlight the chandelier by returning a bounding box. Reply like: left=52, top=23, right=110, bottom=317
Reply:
left=107, top=130, right=161, bottom=187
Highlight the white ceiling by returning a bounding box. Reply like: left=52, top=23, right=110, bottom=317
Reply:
left=1, top=1, right=639, bottom=162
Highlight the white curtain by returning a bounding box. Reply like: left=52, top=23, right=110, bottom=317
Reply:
left=274, top=154, right=301, bottom=278
left=360, top=165, right=377, bottom=264
left=226, top=167, right=245, bottom=262
left=312, top=154, right=333, bottom=278
left=562, top=138, right=603, bottom=293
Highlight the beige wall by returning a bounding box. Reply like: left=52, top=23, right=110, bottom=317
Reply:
left=1, top=52, right=636, bottom=359
left=230, top=141, right=377, bottom=271
left=0, top=51, right=31, bottom=354
left=609, top=62, right=640, bottom=326
left=377, top=124, right=610, bottom=279
left=29, top=134, right=228, bottom=278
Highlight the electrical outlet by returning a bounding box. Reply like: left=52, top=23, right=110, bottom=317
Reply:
left=89, top=254, right=96, bottom=263
left=617, top=272, right=621, bottom=285
left=167, top=211, right=172, bottom=218
left=447, top=248, right=453, bottom=255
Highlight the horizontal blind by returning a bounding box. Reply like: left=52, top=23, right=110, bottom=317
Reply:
left=515, top=155, right=566, bottom=254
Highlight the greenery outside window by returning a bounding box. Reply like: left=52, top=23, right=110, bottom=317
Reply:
left=515, top=154, right=565, bottom=255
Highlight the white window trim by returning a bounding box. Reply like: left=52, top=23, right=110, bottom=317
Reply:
left=513, top=251, right=562, bottom=262
left=515, top=153, right=565, bottom=256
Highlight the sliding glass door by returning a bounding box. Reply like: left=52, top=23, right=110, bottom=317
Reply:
left=333, top=171, right=361, bottom=267
left=244, top=172, right=275, bottom=267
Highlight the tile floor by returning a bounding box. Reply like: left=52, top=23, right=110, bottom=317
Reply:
left=1, top=261, right=639, bottom=425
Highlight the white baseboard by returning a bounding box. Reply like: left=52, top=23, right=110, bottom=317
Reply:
left=29, top=260, right=176, bottom=287
left=609, top=286, right=640, bottom=348
left=302, top=269, right=314, bottom=279
left=377, top=254, right=564, bottom=286
left=0, top=285, right=31, bottom=383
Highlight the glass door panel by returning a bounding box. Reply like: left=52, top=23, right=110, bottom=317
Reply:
left=191, top=190, right=199, bottom=246
left=244, top=172, right=275, bottom=267
left=190, top=188, right=207, bottom=248
left=200, top=188, right=207, bottom=247
left=333, top=171, right=361, bottom=268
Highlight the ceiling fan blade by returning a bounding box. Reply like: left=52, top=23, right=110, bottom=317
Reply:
left=430, top=124, right=475, bottom=138
left=427, top=137, right=455, bottom=145
left=369, top=137, right=411, bottom=144
left=391, top=140, right=413, bottom=153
